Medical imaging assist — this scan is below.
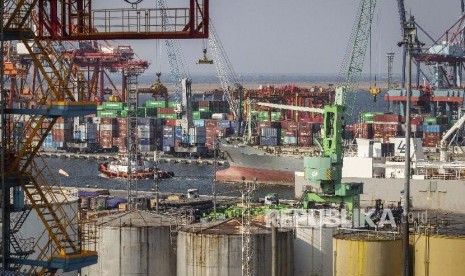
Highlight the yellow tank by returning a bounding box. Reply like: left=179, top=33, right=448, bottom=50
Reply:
left=333, top=231, right=402, bottom=276
left=412, top=233, right=465, bottom=276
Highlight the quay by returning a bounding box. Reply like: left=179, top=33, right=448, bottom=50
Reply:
left=37, top=151, right=228, bottom=166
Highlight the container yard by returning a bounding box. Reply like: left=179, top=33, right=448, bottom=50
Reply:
left=3, top=0, right=465, bottom=275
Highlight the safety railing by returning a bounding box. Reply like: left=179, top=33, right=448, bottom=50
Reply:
left=91, top=8, right=189, bottom=35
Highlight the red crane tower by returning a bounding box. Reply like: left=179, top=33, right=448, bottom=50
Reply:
left=1, top=1, right=209, bottom=274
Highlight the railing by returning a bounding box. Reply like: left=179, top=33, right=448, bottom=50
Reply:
left=91, top=8, right=190, bottom=35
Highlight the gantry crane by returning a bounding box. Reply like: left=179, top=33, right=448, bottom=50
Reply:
left=1, top=1, right=209, bottom=274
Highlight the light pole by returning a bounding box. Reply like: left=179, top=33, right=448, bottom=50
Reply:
left=154, top=162, right=160, bottom=214
left=397, top=15, right=422, bottom=276
left=212, top=139, right=219, bottom=219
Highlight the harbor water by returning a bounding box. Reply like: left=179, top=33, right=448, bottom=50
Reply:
left=42, top=157, right=296, bottom=199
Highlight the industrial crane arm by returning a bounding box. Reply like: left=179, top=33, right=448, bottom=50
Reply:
left=255, top=102, right=325, bottom=113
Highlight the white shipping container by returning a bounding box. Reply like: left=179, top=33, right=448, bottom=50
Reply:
left=211, top=113, right=227, bottom=120
left=137, top=125, right=154, bottom=132
left=139, top=145, right=154, bottom=152
left=54, top=122, right=73, bottom=130
left=138, top=131, right=152, bottom=139
left=100, top=124, right=115, bottom=131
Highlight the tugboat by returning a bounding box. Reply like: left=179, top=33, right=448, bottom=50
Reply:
left=98, top=155, right=174, bottom=179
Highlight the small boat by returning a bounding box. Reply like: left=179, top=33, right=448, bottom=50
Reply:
left=98, top=155, right=174, bottom=179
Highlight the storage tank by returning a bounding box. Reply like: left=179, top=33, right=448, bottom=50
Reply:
left=413, top=233, right=465, bottom=275
left=81, top=210, right=176, bottom=276
left=294, top=226, right=336, bottom=276
left=177, top=218, right=293, bottom=276
left=333, top=230, right=402, bottom=276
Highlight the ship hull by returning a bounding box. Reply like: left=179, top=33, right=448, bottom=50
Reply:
left=216, top=165, right=295, bottom=185
left=216, top=142, right=303, bottom=185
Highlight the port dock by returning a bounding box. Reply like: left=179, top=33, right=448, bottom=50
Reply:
left=37, top=151, right=227, bottom=166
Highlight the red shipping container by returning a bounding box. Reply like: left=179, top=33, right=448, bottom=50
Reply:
left=205, top=120, right=218, bottom=128
left=281, top=120, right=299, bottom=130
left=259, top=122, right=281, bottom=128
left=284, top=130, right=297, bottom=136
left=100, top=118, right=115, bottom=125
left=117, top=118, right=128, bottom=125
left=298, top=136, right=313, bottom=147
left=165, top=119, right=177, bottom=127
left=198, top=101, right=211, bottom=108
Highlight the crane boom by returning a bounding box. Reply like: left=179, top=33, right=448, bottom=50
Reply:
left=208, top=21, right=242, bottom=118
left=440, top=113, right=465, bottom=161
left=338, top=0, right=378, bottom=121
left=255, top=102, right=324, bottom=113
left=302, top=0, right=377, bottom=213
left=158, top=0, right=190, bottom=103
left=396, top=0, right=408, bottom=88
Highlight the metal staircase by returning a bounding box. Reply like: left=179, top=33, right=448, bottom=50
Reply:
left=2, top=6, right=97, bottom=273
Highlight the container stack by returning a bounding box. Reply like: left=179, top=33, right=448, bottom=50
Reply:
left=74, top=123, right=98, bottom=141
left=138, top=118, right=162, bottom=152
left=157, top=107, right=178, bottom=119
left=188, top=127, right=207, bottom=145
left=421, top=125, right=442, bottom=147
left=162, top=126, right=175, bottom=152
left=52, top=118, right=73, bottom=148
left=98, top=102, right=124, bottom=118
left=99, top=118, right=118, bottom=150
left=281, top=121, right=299, bottom=146
left=259, top=122, right=281, bottom=146
left=373, top=114, right=402, bottom=142
left=298, top=122, right=313, bottom=147
left=205, top=119, right=221, bottom=150
left=210, top=100, right=229, bottom=113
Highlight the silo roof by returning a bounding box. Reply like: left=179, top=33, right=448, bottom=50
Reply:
left=99, top=210, right=173, bottom=228
left=181, top=218, right=284, bottom=235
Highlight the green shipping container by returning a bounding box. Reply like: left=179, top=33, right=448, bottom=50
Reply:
left=167, top=101, right=176, bottom=108
left=103, top=102, right=124, bottom=110
left=271, top=112, right=282, bottom=122
left=193, top=111, right=212, bottom=120
left=157, top=113, right=178, bottom=119
left=98, top=110, right=120, bottom=118
left=258, top=111, right=270, bottom=122
left=361, top=112, right=383, bottom=123
left=145, top=100, right=166, bottom=108
left=198, top=107, right=210, bottom=112
left=423, top=117, right=438, bottom=125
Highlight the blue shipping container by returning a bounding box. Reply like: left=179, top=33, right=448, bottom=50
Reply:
left=163, top=126, right=174, bottom=133
left=425, top=125, right=440, bottom=133
left=194, top=119, right=205, bottom=127
left=139, top=138, right=154, bottom=146
left=163, top=137, right=175, bottom=147
left=217, top=120, right=231, bottom=128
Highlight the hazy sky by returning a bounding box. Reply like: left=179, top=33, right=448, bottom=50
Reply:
left=98, top=0, right=463, bottom=75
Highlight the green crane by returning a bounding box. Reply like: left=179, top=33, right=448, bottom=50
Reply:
left=301, top=0, right=377, bottom=212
